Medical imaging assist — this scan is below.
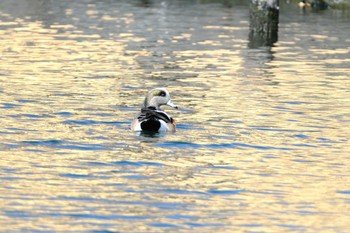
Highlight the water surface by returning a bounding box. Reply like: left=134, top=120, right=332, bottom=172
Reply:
left=0, top=0, right=350, bottom=232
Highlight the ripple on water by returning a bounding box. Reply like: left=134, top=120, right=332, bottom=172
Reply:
left=54, top=111, right=73, bottom=116
left=62, top=119, right=125, bottom=126
left=0, top=103, right=21, bottom=109
left=112, top=160, right=165, bottom=167
left=0, top=0, right=349, bottom=232
left=148, top=223, right=179, bottom=228
left=337, top=190, right=350, bottom=195
left=207, top=189, right=244, bottom=195
left=157, top=141, right=292, bottom=151
left=21, top=139, right=108, bottom=151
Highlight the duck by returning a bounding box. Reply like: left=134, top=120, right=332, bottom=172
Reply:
left=131, top=88, right=178, bottom=132
left=298, top=0, right=310, bottom=9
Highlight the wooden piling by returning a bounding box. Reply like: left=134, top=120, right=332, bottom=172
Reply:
left=249, top=0, right=279, bottom=48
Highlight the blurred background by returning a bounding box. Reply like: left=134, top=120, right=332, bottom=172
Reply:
left=0, top=0, right=349, bottom=232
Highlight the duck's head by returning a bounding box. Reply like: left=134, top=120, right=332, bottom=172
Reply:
left=143, top=88, right=177, bottom=110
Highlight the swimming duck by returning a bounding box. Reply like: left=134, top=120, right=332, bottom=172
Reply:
left=298, top=0, right=310, bottom=9
left=131, top=88, right=178, bottom=132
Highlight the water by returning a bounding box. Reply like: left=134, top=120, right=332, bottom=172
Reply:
left=1, top=0, right=350, bottom=232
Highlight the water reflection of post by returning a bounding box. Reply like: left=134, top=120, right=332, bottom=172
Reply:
left=248, top=0, right=279, bottom=48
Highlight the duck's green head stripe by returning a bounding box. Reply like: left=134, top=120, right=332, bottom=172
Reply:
left=151, top=89, right=166, bottom=97
left=144, top=89, right=167, bottom=107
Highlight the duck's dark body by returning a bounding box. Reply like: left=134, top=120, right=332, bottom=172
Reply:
left=131, top=88, right=177, bottom=132
left=133, top=107, right=175, bottom=132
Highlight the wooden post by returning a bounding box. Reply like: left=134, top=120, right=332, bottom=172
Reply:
left=249, top=0, right=279, bottom=48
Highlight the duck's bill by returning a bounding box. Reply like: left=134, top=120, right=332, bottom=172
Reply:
left=167, top=100, right=178, bottom=109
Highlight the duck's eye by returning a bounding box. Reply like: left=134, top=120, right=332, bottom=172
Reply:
left=159, top=91, right=166, bottom=97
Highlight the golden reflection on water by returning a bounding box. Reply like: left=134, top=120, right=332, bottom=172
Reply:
left=1, top=0, right=350, bottom=232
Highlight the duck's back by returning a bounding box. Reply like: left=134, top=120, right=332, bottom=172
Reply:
left=132, top=107, right=175, bottom=132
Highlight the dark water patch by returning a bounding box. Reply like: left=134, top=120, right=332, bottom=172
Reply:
left=0, top=130, right=17, bottom=135
left=293, top=134, right=309, bottom=139
left=337, top=190, right=350, bottom=195
left=0, top=176, right=22, bottom=181
left=148, top=222, right=179, bottom=228
left=317, top=137, right=337, bottom=143
left=209, top=165, right=237, bottom=170
left=239, top=223, right=264, bottom=227
left=16, top=99, right=37, bottom=103
left=21, top=113, right=52, bottom=119
left=293, top=111, right=305, bottom=115
left=1, top=167, right=19, bottom=173
left=95, top=136, right=110, bottom=140
left=166, top=214, right=197, bottom=220
left=22, top=139, right=62, bottom=146
left=258, top=173, right=273, bottom=177
left=259, top=114, right=273, bottom=117
left=104, top=183, right=128, bottom=188
left=7, top=127, right=37, bottom=132
left=292, top=143, right=318, bottom=148
left=297, top=210, right=318, bottom=215
left=176, top=123, right=198, bottom=130
left=56, top=142, right=107, bottom=151
left=151, top=201, right=188, bottom=210
left=5, top=210, right=33, bottom=218
left=263, top=155, right=278, bottom=159
left=207, top=142, right=270, bottom=150
left=157, top=141, right=202, bottom=149
left=228, top=120, right=243, bottom=124
left=59, top=173, right=111, bottom=180
left=291, top=159, right=316, bottom=163
left=207, top=189, right=244, bottom=195
left=51, top=195, right=99, bottom=202
left=24, top=149, right=46, bottom=153
left=1, top=103, right=21, bottom=108
left=95, top=113, right=115, bottom=117
left=274, top=106, right=292, bottom=111
left=185, top=222, right=225, bottom=227
left=59, top=173, right=91, bottom=179
left=83, top=161, right=113, bottom=167
left=50, top=213, right=149, bottom=220
left=55, top=111, right=73, bottom=116
left=92, top=230, right=121, bottom=233
left=277, top=224, right=306, bottom=230
left=112, top=160, right=164, bottom=167
left=0, top=143, right=19, bottom=150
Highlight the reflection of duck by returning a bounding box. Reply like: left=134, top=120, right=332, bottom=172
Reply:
left=131, top=88, right=178, bottom=132
left=298, top=0, right=311, bottom=9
